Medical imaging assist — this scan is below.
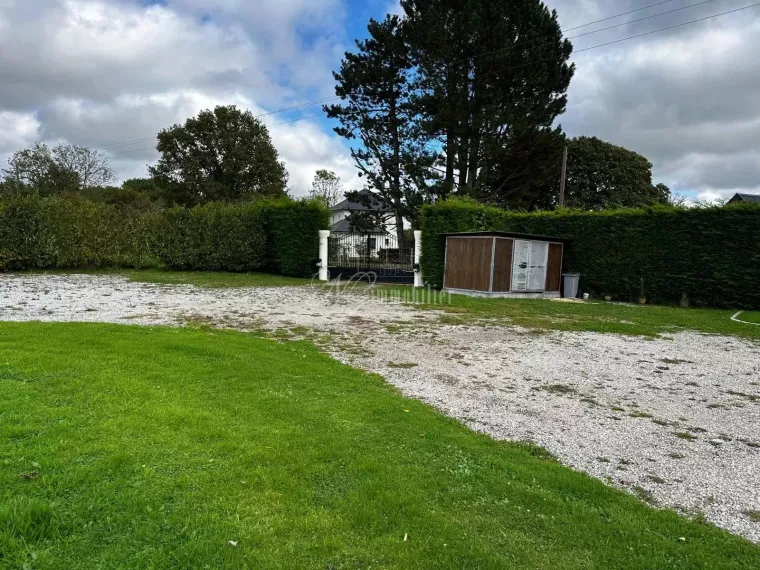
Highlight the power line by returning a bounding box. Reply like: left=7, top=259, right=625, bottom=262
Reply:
left=471, top=0, right=723, bottom=67
left=145, top=1, right=758, bottom=136
left=107, top=114, right=328, bottom=158
left=563, top=0, right=680, bottom=32
left=2, top=1, right=756, bottom=164
left=462, top=1, right=760, bottom=85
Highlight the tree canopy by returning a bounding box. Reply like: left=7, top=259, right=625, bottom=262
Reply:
left=564, top=136, right=670, bottom=210
left=402, top=0, right=574, bottom=195
left=149, top=105, right=288, bottom=206
left=1, top=142, right=114, bottom=196
left=326, top=15, right=437, bottom=243
left=309, top=169, right=343, bottom=208
left=327, top=0, right=575, bottom=228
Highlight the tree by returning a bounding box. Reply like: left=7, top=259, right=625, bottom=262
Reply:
left=653, top=183, right=672, bottom=204
left=563, top=137, right=669, bottom=210
left=325, top=15, right=439, bottom=246
left=1, top=142, right=112, bottom=196
left=401, top=0, right=574, bottom=196
left=309, top=169, right=343, bottom=208
left=473, top=126, right=566, bottom=210
left=565, top=137, right=666, bottom=210
left=2, top=143, right=55, bottom=194
left=53, top=144, right=114, bottom=189
left=149, top=105, right=288, bottom=206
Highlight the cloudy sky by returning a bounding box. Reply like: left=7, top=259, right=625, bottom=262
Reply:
left=0, top=0, right=758, bottom=201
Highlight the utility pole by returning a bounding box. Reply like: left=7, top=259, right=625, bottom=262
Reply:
left=13, top=158, right=21, bottom=198
left=559, top=145, right=568, bottom=208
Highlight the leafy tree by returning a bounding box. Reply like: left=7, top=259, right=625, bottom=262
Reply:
left=122, top=178, right=159, bottom=195
left=653, top=183, right=672, bottom=204
left=474, top=126, right=566, bottom=210
left=1, top=142, right=112, bottom=196
left=564, top=136, right=669, bottom=210
left=80, top=186, right=157, bottom=212
left=401, top=0, right=574, bottom=195
left=325, top=15, right=439, bottom=246
left=52, top=144, right=114, bottom=189
left=309, top=169, right=343, bottom=208
left=149, top=105, right=288, bottom=206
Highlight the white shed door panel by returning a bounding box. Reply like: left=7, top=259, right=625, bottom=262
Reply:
left=512, top=240, right=549, bottom=292
left=511, top=240, right=530, bottom=291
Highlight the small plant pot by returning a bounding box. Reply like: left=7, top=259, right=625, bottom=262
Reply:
left=639, top=297, right=647, bottom=305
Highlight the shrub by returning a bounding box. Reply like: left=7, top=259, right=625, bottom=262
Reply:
left=0, top=197, right=153, bottom=269
left=259, top=199, right=330, bottom=277
left=0, top=196, right=330, bottom=278
left=421, top=199, right=760, bottom=309
left=154, top=203, right=267, bottom=271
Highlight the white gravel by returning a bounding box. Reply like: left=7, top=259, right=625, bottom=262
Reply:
left=2, top=274, right=759, bottom=542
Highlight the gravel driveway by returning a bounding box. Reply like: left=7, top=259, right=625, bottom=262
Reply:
left=2, top=274, right=759, bottom=542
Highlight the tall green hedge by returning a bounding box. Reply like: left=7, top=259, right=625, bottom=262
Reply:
left=0, top=197, right=158, bottom=269
left=0, top=197, right=329, bottom=278
left=155, top=203, right=267, bottom=272
left=260, top=200, right=329, bottom=277
left=421, top=199, right=760, bottom=309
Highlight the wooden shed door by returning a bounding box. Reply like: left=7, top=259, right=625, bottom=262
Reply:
left=511, top=240, right=549, bottom=292
left=444, top=237, right=493, bottom=292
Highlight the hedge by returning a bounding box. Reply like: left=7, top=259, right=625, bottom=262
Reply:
left=156, top=199, right=329, bottom=276
left=0, top=197, right=158, bottom=269
left=421, top=199, right=760, bottom=309
left=0, top=197, right=329, bottom=278
left=156, top=203, right=267, bottom=272
left=260, top=200, right=329, bottom=277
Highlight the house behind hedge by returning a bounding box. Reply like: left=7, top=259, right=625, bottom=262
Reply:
left=727, top=193, right=760, bottom=205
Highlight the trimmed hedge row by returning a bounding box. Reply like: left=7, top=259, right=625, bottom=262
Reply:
left=261, top=200, right=327, bottom=277
left=421, top=199, right=760, bottom=309
left=0, top=197, right=159, bottom=269
left=0, top=197, right=329, bottom=277
left=156, top=203, right=267, bottom=272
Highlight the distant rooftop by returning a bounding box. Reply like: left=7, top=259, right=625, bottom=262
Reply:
left=727, top=193, right=760, bottom=204
left=329, top=217, right=386, bottom=233
left=331, top=189, right=392, bottom=212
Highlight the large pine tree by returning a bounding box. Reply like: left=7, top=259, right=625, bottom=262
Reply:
left=324, top=15, right=438, bottom=245
left=402, top=0, right=574, bottom=199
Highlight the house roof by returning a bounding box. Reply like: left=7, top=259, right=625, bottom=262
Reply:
left=329, top=218, right=386, bottom=233
left=441, top=231, right=570, bottom=243
left=331, top=189, right=392, bottom=213
left=728, top=193, right=760, bottom=204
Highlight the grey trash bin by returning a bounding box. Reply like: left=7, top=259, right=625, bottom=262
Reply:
left=562, top=273, right=580, bottom=299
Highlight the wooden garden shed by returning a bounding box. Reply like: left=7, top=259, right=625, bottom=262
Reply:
left=442, top=232, right=567, bottom=298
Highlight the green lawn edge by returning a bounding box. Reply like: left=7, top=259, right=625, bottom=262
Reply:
left=0, top=322, right=757, bottom=569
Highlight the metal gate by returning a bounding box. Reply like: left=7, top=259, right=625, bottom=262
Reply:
left=327, top=231, right=414, bottom=283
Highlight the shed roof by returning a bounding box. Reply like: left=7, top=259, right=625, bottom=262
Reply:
left=441, top=231, right=570, bottom=243
left=728, top=193, right=760, bottom=204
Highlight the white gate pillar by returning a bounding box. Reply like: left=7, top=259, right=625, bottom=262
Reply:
left=318, top=230, right=330, bottom=282
left=413, top=230, right=424, bottom=288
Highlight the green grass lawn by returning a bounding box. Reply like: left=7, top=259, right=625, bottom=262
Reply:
left=735, top=311, right=760, bottom=325
left=378, top=286, right=760, bottom=340
left=1, top=323, right=757, bottom=568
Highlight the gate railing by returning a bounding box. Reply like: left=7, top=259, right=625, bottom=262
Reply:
left=328, top=232, right=413, bottom=270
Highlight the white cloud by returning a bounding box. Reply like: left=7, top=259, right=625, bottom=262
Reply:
left=0, top=111, right=40, bottom=157
left=0, top=0, right=353, bottom=193
left=269, top=118, right=360, bottom=197
left=549, top=0, right=760, bottom=195
left=2, top=0, right=760, bottom=198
